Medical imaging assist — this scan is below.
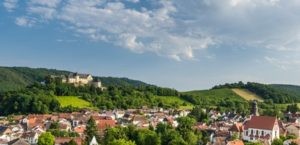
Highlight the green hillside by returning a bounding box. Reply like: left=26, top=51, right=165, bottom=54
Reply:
left=0, top=67, right=69, bottom=92
left=152, top=96, right=194, bottom=109
left=271, top=84, right=300, bottom=97
left=181, top=88, right=250, bottom=112
left=0, top=66, right=150, bottom=92
left=57, top=96, right=95, bottom=109
left=213, top=82, right=300, bottom=103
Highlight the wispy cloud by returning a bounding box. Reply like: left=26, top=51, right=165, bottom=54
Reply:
left=265, top=56, right=300, bottom=70
left=15, top=17, right=36, bottom=27
left=3, top=0, right=18, bottom=12
left=4, top=0, right=300, bottom=62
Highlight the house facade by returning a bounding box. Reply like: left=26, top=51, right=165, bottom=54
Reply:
left=286, top=124, right=300, bottom=137
left=243, top=116, right=279, bottom=143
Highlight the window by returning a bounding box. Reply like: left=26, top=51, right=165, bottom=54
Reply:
left=256, top=130, right=259, bottom=135
left=262, top=131, right=264, bottom=136
left=246, top=131, right=248, bottom=136
left=251, top=129, right=253, bottom=134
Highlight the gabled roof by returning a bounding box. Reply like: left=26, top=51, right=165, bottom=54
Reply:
left=97, top=120, right=116, bottom=131
left=244, top=116, right=277, bottom=130
left=227, top=140, right=244, bottom=145
left=55, top=137, right=83, bottom=145
left=229, top=123, right=243, bottom=132
left=8, top=138, right=29, bottom=145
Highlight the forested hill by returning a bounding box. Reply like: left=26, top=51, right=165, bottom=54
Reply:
left=271, top=84, right=300, bottom=97
left=212, top=82, right=300, bottom=103
left=0, top=66, right=150, bottom=92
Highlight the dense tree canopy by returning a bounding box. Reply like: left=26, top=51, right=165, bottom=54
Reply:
left=38, top=132, right=55, bottom=145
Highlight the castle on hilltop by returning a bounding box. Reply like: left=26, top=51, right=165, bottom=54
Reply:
left=54, top=73, right=105, bottom=90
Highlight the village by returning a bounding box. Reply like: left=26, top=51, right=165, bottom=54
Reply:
left=1, top=100, right=300, bottom=145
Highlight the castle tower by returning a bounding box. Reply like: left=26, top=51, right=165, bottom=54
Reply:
left=251, top=100, right=259, bottom=116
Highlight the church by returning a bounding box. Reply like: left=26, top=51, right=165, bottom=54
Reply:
left=242, top=101, right=280, bottom=144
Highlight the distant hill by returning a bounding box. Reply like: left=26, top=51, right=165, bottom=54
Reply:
left=0, top=66, right=150, bottom=92
left=271, top=84, right=300, bottom=97
left=213, top=82, right=300, bottom=103
left=181, top=88, right=250, bottom=112
left=182, top=88, right=245, bottom=105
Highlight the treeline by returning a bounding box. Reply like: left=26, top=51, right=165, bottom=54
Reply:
left=213, top=82, right=300, bottom=103
left=96, top=117, right=208, bottom=145
left=0, top=86, right=60, bottom=115
left=181, top=89, right=250, bottom=114
left=0, top=66, right=162, bottom=92
left=0, top=76, right=180, bottom=115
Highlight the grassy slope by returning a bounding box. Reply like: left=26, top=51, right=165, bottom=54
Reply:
left=232, top=88, right=264, bottom=102
left=185, top=88, right=244, bottom=100
left=183, top=88, right=246, bottom=107
left=57, top=96, right=95, bottom=109
left=153, top=96, right=194, bottom=109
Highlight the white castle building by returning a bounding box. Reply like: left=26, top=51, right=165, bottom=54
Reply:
left=60, top=73, right=105, bottom=89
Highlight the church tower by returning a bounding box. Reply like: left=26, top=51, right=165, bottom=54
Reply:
left=251, top=100, right=259, bottom=116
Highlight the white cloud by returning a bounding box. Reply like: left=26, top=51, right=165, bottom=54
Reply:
left=15, top=17, right=36, bottom=27
left=29, top=0, right=61, bottom=8
left=27, top=6, right=57, bottom=19
left=265, top=56, right=300, bottom=70
left=3, top=0, right=18, bottom=12
left=7, top=0, right=300, bottom=62
left=126, top=0, right=139, bottom=3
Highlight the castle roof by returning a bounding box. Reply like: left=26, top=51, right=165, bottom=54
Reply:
left=68, top=73, right=91, bottom=79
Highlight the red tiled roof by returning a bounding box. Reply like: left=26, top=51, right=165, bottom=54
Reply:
left=74, top=126, right=85, bottom=134
left=227, top=140, right=244, bottom=145
left=244, top=116, right=277, bottom=130
left=229, top=123, right=243, bottom=132
left=97, top=120, right=116, bottom=130
left=55, top=137, right=82, bottom=145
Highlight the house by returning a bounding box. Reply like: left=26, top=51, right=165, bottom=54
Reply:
left=243, top=116, right=279, bottom=144
left=227, top=140, right=244, bottom=145
left=97, top=119, right=116, bottom=132
left=74, top=125, right=85, bottom=137
left=229, top=123, right=243, bottom=138
left=0, top=138, right=9, bottom=145
left=55, top=137, right=82, bottom=145
left=283, top=139, right=300, bottom=145
left=286, top=124, right=300, bottom=137
left=0, top=127, right=12, bottom=136
left=58, top=119, right=71, bottom=132
left=21, top=132, right=38, bottom=145
left=114, top=111, right=125, bottom=119
left=211, top=136, right=227, bottom=145
left=89, top=136, right=98, bottom=145
left=8, top=138, right=29, bottom=145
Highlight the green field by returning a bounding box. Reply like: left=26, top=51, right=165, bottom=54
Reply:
left=57, top=96, right=95, bottom=109
left=232, top=88, right=264, bottom=102
left=184, top=88, right=245, bottom=101
left=153, top=96, right=194, bottom=110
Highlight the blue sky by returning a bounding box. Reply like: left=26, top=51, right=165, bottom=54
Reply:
left=1, top=0, right=300, bottom=91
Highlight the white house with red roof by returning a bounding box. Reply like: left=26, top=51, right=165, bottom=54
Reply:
left=242, top=116, right=279, bottom=143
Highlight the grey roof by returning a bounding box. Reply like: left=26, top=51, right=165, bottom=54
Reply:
left=8, top=139, right=29, bottom=145
left=68, top=73, right=91, bottom=79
